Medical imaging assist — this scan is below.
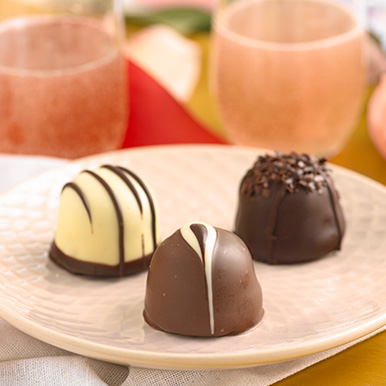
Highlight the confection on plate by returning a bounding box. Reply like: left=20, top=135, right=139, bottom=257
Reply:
left=143, top=222, right=264, bottom=337
left=235, top=151, right=345, bottom=264
left=49, top=165, right=159, bottom=277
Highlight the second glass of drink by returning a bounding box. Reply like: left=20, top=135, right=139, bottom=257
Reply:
left=210, top=0, right=366, bottom=157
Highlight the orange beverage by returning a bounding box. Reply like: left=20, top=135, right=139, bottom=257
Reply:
left=0, top=17, right=128, bottom=158
left=211, top=0, right=366, bottom=157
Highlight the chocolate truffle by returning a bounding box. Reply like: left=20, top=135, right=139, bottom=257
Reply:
left=49, top=165, right=158, bottom=277
left=235, top=152, right=345, bottom=264
left=144, top=222, right=264, bottom=337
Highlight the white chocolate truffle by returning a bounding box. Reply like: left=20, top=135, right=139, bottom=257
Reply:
left=49, top=165, right=159, bottom=277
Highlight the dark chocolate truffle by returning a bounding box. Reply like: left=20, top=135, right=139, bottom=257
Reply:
left=49, top=165, right=159, bottom=277
left=143, top=222, right=264, bottom=337
left=235, top=152, right=345, bottom=264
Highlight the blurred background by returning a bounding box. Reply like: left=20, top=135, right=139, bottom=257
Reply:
left=1, top=0, right=386, bottom=184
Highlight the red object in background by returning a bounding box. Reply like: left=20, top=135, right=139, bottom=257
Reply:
left=122, top=61, right=226, bottom=148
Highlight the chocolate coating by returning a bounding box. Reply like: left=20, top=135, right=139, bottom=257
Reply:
left=50, top=242, right=152, bottom=277
left=144, top=222, right=264, bottom=337
left=235, top=152, right=345, bottom=264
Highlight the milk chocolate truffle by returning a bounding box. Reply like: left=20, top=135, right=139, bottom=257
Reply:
left=49, top=165, right=158, bottom=277
left=144, top=222, right=264, bottom=337
left=235, top=152, right=345, bottom=264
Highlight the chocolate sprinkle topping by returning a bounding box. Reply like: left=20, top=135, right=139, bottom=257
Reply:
left=241, top=151, right=331, bottom=196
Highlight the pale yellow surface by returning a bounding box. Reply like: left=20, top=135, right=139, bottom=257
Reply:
left=0, top=0, right=52, bottom=18
left=187, top=32, right=386, bottom=386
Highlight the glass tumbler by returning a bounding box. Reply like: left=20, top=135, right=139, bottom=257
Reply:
left=0, top=0, right=128, bottom=158
left=210, top=0, right=366, bottom=157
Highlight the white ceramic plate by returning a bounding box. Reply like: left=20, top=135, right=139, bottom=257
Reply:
left=0, top=144, right=386, bottom=370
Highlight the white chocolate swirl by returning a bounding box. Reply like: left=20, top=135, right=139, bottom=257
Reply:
left=180, top=222, right=217, bottom=335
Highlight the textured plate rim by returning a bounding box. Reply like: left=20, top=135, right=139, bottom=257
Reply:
left=1, top=304, right=386, bottom=370
left=0, top=143, right=386, bottom=370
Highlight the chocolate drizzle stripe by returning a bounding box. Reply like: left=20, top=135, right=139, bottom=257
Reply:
left=49, top=241, right=152, bottom=277
left=62, top=182, right=93, bottom=232
left=83, top=170, right=125, bottom=277
left=118, top=166, right=157, bottom=250
left=101, top=165, right=143, bottom=215
left=265, top=187, right=286, bottom=264
left=141, top=234, right=145, bottom=257
left=190, top=223, right=208, bottom=265
left=180, top=223, right=216, bottom=335
left=319, top=171, right=344, bottom=248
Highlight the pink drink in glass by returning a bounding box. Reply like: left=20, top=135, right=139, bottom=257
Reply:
left=211, top=0, right=366, bottom=157
left=0, top=17, right=128, bottom=158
